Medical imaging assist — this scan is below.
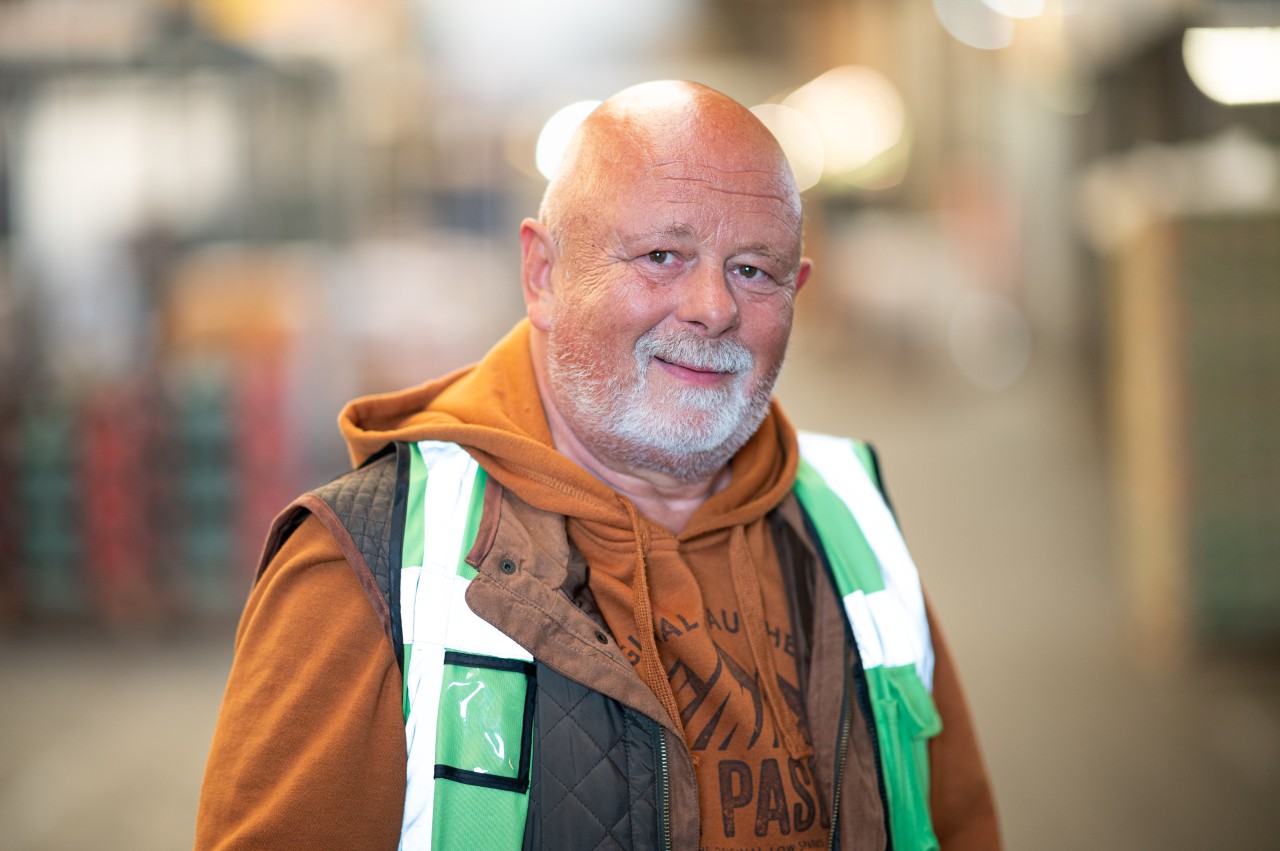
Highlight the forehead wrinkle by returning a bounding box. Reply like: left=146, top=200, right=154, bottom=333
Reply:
left=659, top=192, right=801, bottom=230
left=647, top=160, right=780, bottom=179
left=657, top=177, right=793, bottom=204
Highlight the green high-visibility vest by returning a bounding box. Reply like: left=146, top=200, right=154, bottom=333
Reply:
left=396, top=434, right=941, bottom=850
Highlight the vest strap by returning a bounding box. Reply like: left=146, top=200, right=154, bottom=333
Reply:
left=399, top=440, right=532, bottom=851
left=795, top=431, right=942, bottom=851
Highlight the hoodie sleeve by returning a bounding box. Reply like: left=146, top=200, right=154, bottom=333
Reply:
left=927, top=605, right=1003, bottom=850
left=195, top=515, right=406, bottom=851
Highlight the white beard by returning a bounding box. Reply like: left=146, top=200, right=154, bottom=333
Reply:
left=547, top=323, right=778, bottom=482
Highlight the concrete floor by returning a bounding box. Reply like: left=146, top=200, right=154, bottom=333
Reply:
left=2, top=325, right=1278, bottom=849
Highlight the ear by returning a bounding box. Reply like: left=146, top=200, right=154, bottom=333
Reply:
left=795, top=257, right=813, bottom=293
left=521, top=218, right=559, bottom=332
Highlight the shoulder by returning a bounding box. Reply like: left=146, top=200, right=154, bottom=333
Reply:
left=252, top=448, right=403, bottom=642
left=241, top=513, right=386, bottom=652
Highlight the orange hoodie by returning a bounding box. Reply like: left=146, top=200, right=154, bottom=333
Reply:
left=339, top=319, right=824, bottom=848
left=198, top=319, right=1002, bottom=851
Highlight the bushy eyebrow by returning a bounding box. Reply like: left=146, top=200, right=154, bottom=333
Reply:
left=735, top=242, right=794, bottom=272
left=620, top=224, right=697, bottom=243
left=623, top=227, right=788, bottom=255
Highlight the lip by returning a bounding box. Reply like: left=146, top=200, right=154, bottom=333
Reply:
left=653, top=356, right=732, bottom=387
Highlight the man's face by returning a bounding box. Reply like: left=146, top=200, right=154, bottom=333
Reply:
left=543, top=155, right=808, bottom=481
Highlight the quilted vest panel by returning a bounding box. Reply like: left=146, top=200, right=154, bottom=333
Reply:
left=524, top=665, right=663, bottom=850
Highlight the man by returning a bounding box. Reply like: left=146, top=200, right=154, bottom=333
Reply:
left=197, top=81, right=1000, bottom=850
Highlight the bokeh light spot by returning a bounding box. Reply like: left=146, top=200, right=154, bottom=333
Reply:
left=783, top=66, right=906, bottom=181
left=933, top=0, right=1014, bottom=50
left=535, top=99, right=601, bottom=180
left=750, top=103, right=824, bottom=192
left=1183, top=28, right=1280, bottom=106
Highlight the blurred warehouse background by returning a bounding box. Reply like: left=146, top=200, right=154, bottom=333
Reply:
left=0, top=0, right=1278, bottom=848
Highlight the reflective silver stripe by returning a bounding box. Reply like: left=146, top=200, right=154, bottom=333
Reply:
left=400, top=441, right=532, bottom=849
left=797, top=431, right=934, bottom=690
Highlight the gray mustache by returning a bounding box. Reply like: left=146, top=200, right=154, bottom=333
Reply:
left=636, top=330, right=753, bottom=374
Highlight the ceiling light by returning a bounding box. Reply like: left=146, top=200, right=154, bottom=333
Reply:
left=1183, top=27, right=1280, bottom=106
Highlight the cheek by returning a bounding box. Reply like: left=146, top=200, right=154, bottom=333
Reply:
left=568, top=274, right=668, bottom=347
left=554, top=297, right=638, bottom=369
left=742, top=300, right=795, bottom=367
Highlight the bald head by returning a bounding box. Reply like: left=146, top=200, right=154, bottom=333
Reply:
left=539, top=81, right=802, bottom=249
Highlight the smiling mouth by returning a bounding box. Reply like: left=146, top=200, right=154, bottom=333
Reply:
left=653, top=356, right=736, bottom=386
left=655, top=356, right=724, bottom=374
left=638, top=329, right=754, bottom=384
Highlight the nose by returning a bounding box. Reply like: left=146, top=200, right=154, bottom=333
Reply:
left=675, top=261, right=739, bottom=336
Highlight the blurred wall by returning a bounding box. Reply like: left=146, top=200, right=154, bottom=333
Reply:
left=4, top=0, right=1276, bottom=655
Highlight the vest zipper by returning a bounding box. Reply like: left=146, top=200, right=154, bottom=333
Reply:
left=829, top=646, right=893, bottom=851
left=655, top=723, right=672, bottom=850
left=853, top=649, right=892, bottom=851
left=828, top=650, right=852, bottom=851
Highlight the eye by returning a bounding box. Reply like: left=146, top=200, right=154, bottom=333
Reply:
left=734, top=264, right=775, bottom=283
left=647, top=250, right=675, bottom=264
